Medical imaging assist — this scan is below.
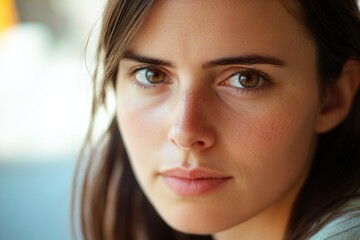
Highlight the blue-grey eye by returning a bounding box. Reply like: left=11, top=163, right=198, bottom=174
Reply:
left=228, top=71, right=264, bottom=89
left=135, top=68, right=166, bottom=85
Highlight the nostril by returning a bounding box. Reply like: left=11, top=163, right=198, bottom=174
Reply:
left=176, top=140, right=207, bottom=151
left=170, top=139, right=177, bottom=145
left=196, top=141, right=206, bottom=148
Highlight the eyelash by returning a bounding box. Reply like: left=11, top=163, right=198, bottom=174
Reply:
left=127, top=66, right=273, bottom=94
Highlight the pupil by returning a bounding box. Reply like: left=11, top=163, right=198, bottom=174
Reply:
left=146, top=69, right=164, bottom=83
left=239, top=73, right=259, bottom=88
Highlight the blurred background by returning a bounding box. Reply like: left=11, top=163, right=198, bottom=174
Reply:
left=0, top=0, right=105, bottom=239
left=1, top=1, right=360, bottom=240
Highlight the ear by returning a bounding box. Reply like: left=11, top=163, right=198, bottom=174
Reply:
left=315, top=59, right=360, bottom=133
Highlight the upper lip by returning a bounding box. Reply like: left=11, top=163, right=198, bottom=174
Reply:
left=159, top=167, right=230, bottom=180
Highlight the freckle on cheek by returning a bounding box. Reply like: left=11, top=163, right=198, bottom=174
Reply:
left=249, top=114, right=290, bottom=145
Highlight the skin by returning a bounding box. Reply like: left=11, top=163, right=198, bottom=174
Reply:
left=115, top=0, right=332, bottom=239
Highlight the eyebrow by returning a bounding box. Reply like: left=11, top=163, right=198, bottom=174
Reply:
left=203, top=55, right=286, bottom=68
left=123, top=51, right=175, bottom=68
left=122, top=51, right=286, bottom=69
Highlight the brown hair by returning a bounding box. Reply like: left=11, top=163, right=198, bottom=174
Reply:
left=72, top=1, right=360, bottom=239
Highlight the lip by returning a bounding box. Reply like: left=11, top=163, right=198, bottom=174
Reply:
left=159, top=167, right=231, bottom=197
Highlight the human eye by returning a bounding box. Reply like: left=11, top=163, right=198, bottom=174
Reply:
left=131, top=67, right=168, bottom=88
left=221, top=69, right=272, bottom=94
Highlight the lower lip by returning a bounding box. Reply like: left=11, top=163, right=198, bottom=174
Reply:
left=161, top=176, right=230, bottom=197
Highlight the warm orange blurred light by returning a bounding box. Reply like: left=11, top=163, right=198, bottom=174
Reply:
left=0, top=0, right=18, bottom=31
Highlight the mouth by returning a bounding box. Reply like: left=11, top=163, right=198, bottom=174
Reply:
left=159, top=167, right=232, bottom=197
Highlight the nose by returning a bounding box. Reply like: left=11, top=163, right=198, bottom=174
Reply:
left=167, top=89, right=216, bottom=152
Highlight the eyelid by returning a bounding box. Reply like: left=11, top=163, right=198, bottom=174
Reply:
left=227, top=68, right=272, bottom=82
left=128, top=65, right=152, bottom=77
left=128, top=65, right=172, bottom=80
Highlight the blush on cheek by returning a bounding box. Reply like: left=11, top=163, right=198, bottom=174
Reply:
left=229, top=109, right=315, bottom=199
left=259, top=113, right=290, bottom=145
left=237, top=111, right=292, bottom=149
left=244, top=93, right=317, bottom=148
left=229, top=104, right=315, bottom=172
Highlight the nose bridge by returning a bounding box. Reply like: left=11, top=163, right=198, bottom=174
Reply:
left=175, top=88, right=203, bottom=130
left=168, top=85, right=215, bottom=151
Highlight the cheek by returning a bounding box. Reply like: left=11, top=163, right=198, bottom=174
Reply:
left=232, top=86, right=318, bottom=153
left=117, top=110, right=159, bottom=144
left=116, top=101, right=167, bottom=174
left=245, top=110, right=295, bottom=150
left=224, top=95, right=319, bottom=190
left=117, top=99, right=169, bottom=144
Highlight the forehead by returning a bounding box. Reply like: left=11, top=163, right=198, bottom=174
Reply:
left=127, top=0, right=313, bottom=67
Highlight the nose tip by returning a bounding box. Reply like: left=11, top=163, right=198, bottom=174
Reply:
left=167, top=110, right=216, bottom=152
left=168, top=130, right=211, bottom=151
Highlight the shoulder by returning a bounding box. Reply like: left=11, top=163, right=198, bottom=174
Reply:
left=309, top=210, right=360, bottom=240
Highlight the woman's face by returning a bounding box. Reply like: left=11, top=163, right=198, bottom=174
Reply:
left=116, top=0, right=322, bottom=237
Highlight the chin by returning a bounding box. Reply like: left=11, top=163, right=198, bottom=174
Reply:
left=166, top=220, right=218, bottom=235
left=156, top=206, right=238, bottom=235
